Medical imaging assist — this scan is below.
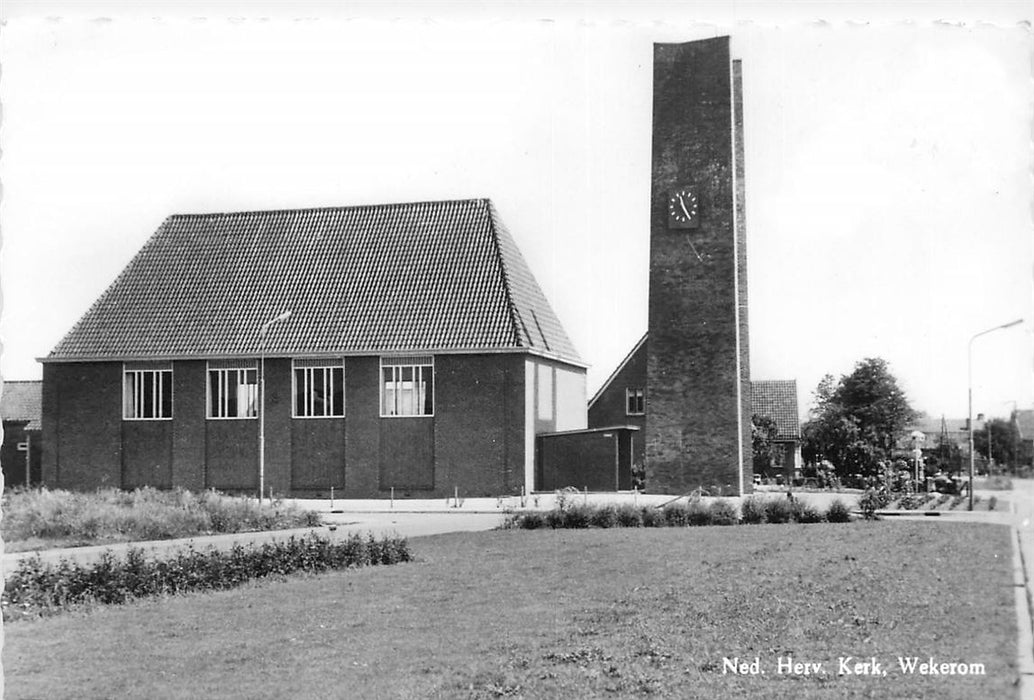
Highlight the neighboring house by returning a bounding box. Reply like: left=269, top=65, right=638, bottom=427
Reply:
left=907, top=416, right=985, bottom=458
left=588, top=331, right=797, bottom=488
left=587, top=333, right=647, bottom=469
left=42, top=199, right=586, bottom=498
left=1015, top=409, right=1034, bottom=468
left=1, top=380, right=43, bottom=488
left=750, top=379, right=801, bottom=478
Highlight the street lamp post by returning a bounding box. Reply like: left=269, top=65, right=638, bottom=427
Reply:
left=259, top=310, right=292, bottom=503
left=968, top=318, right=1023, bottom=510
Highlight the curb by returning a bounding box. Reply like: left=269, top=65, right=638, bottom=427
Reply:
left=1012, top=500, right=1034, bottom=699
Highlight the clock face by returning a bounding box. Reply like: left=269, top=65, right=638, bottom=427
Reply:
left=667, top=189, right=700, bottom=229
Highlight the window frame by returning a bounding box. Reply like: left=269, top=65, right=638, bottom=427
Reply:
left=292, top=359, right=346, bottom=419
left=625, top=387, right=646, bottom=416
left=206, top=361, right=259, bottom=420
left=379, top=356, right=434, bottom=418
left=122, top=363, right=173, bottom=421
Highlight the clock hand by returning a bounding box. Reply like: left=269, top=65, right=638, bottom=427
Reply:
left=686, top=237, right=704, bottom=263
left=676, top=195, right=704, bottom=262
left=677, top=195, right=693, bottom=221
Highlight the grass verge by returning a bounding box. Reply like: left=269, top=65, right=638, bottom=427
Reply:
left=3, top=521, right=1016, bottom=699
left=2, top=487, right=321, bottom=552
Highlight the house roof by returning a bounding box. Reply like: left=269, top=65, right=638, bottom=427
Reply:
left=588, top=332, right=647, bottom=409
left=910, top=416, right=974, bottom=436
left=751, top=380, right=800, bottom=441
left=45, top=199, right=581, bottom=365
left=2, top=380, right=42, bottom=430
left=1016, top=410, right=1034, bottom=440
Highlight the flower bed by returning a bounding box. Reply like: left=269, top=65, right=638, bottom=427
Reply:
left=503, top=496, right=851, bottom=530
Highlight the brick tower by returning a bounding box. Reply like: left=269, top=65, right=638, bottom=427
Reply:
left=645, top=36, right=752, bottom=495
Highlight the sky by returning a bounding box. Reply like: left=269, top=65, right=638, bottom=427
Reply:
left=1, top=2, right=1032, bottom=422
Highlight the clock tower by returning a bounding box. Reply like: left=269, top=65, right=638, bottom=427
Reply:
left=646, top=36, right=752, bottom=494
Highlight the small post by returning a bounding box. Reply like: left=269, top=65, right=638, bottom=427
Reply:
left=520, top=484, right=526, bottom=508
left=633, top=486, right=638, bottom=508
left=390, top=486, right=395, bottom=509
left=269, top=486, right=273, bottom=502
left=454, top=485, right=459, bottom=508
left=330, top=486, right=334, bottom=510
left=25, top=433, right=32, bottom=487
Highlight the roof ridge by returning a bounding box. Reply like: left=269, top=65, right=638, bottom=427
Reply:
left=588, top=332, right=647, bottom=409
left=47, top=198, right=583, bottom=364
left=166, top=197, right=492, bottom=221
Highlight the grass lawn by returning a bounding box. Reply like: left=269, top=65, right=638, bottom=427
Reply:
left=4, top=521, right=1018, bottom=699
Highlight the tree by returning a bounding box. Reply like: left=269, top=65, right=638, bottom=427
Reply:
left=974, top=418, right=1019, bottom=470
left=800, top=358, right=917, bottom=478
left=751, top=414, right=780, bottom=476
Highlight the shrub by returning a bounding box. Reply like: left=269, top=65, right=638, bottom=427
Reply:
left=589, top=505, right=619, bottom=529
left=2, top=532, right=411, bottom=621
left=709, top=500, right=739, bottom=526
left=615, top=504, right=643, bottom=528
left=988, top=496, right=998, bottom=512
left=684, top=501, right=713, bottom=527
left=740, top=496, right=766, bottom=524
left=825, top=499, right=852, bottom=523
left=562, top=504, right=592, bottom=529
left=897, top=493, right=923, bottom=511
left=858, top=488, right=890, bottom=520
left=792, top=500, right=824, bottom=524
left=518, top=511, right=546, bottom=530
left=662, top=503, right=690, bottom=527
left=764, top=498, right=794, bottom=524
left=545, top=509, right=565, bottom=529
left=640, top=507, right=664, bottom=528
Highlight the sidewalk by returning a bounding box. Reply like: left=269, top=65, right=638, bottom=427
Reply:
left=2, top=510, right=503, bottom=579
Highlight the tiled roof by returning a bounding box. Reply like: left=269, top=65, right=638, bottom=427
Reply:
left=47, top=199, right=580, bottom=364
left=751, top=380, right=800, bottom=440
left=2, top=380, right=42, bottom=430
left=909, top=416, right=974, bottom=436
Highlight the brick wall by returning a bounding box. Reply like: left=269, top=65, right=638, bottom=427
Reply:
left=646, top=37, right=750, bottom=496
left=587, top=338, right=647, bottom=469
left=43, top=363, right=123, bottom=489
left=1, top=422, right=42, bottom=487
left=42, top=352, right=574, bottom=497
left=435, top=353, right=527, bottom=497
left=171, top=361, right=206, bottom=490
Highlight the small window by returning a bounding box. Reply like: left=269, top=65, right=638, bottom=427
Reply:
left=123, top=364, right=172, bottom=420
left=626, top=388, right=645, bottom=416
left=380, top=356, right=433, bottom=417
left=293, top=360, right=345, bottom=418
left=208, top=362, right=258, bottom=419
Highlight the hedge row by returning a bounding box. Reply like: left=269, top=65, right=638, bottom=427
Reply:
left=503, top=497, right=852, bottom=530
left=2, top=532, right=411, bottom=621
